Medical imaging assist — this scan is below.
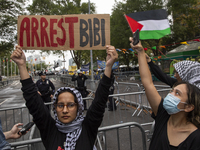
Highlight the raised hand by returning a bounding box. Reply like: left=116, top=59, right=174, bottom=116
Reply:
left=106, top=45, right=118, bottom=68
left=11, top=45, right=30, bottom=80
left=129, top=37, right=144, bottom=53
left=104, top=45, right=118, bottom=78
left=11, top=45, right=26, bottom=67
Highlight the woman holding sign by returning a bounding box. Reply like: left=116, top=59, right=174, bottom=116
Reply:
left=11, top=45, right=118, bottom=150
left=130, top=38, right=200, bottom=150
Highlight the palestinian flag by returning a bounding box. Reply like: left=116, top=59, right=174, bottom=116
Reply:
left=125, top=9, right=171, bottom=40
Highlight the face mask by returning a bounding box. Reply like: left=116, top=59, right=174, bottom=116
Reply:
left=163, top=93, right=187, bottom=115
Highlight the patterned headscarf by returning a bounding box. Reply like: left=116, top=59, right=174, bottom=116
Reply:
left=53, top=87, right=84, bottom=150
left=173, top=60, right=200, bottom=89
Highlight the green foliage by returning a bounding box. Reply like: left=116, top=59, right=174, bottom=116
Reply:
left=110, top=0, right=164, bottom=69
left=79, top=50, right=107, bottom=67
left=167, top=0, right=200, bottom=43
left=27, top=0, right=55, bottom=15
left=0, top=0, right=27, bottom=75
left=0, top=0, right=27, bottom=57
left=0, top=42, right=14, bottom=58
left=27, top=0, right=96, bottom=15
left=111, top=0, right=200, bottom=68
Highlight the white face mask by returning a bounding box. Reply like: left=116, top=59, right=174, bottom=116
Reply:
left=163, top=93, right=187, bottom=115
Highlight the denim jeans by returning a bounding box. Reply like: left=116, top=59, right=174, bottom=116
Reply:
left=0, top=119, right=11, bottom=150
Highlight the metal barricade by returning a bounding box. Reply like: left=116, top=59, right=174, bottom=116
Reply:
left=60, top=76, right=76, bottom=87
left=10, top=122, right=149, bottom=150
left=85, top=80, right=98, bottom=92
left=114, top=71, right=140, bottom=82
left=0, top=77, right=20, bottom=89
left=101, top=88, right=171, bottom=127
left=97, top=122, right=148, bottom=150
left=0, top=105, right=33, bottom=146
left=115, top=82, right=143, bottom=117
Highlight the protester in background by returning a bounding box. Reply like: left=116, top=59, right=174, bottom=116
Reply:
left=108, top=72, right=117, bottom=111
left=0, top=119, right=27, bottom=150
left=72, top=70, right=88, bottom=110
left=11, top=45, right=118, bottom=150
left=36, top=72, right=55, bottom=110
left=146, top=54, right=200, bottom=88
left=130, top=38, right=200, bottom=150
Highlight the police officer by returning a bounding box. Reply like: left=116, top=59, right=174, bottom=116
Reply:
left=108, top=72, right=117, bottom=111
left=72, top=70, right=88, bottom=110
left=36, top=72, right=55, bottom=110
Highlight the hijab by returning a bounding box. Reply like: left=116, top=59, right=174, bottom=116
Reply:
left=53, top=87, right=84, bottom=150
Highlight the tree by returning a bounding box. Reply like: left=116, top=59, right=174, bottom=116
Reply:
left=0, top=0, right=27, bottom=47
left=111, top=0, right=200, bottom=66
left=110, top=0, right=164, bottom=69
left=167, top=0, right=200, bottom=42
left=73, top=50, right=107, bottom=69
left=0, top=0, right=27, bottom=75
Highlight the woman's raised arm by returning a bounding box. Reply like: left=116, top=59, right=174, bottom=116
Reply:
left=130, top=38, right=161, bottom=115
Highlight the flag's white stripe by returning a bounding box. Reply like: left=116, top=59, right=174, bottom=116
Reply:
left=138, top=19, right=170, bottom=31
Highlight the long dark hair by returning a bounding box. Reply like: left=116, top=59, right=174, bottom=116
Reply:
left=173, top=81, right=200, bottom=128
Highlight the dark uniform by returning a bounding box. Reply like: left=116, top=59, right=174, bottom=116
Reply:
left=72, top=72, right=88, bottom=110
left=108, top=73, right=117, bottom=111
left=36, top=78, right=55, bottom=110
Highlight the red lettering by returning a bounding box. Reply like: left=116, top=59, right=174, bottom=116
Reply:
left=20, top=17, right=30, bottom=47
left=50, top=19, right=58, bottom=47
left=40, top=17, right=50, bottom=47
left=56, top=18, right=66, bottom=46
left=65, top=17, right=78, bottom=48
left=31, top=17, right=40, bottom=47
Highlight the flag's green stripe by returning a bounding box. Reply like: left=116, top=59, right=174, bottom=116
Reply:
left=140, top=28, right=171, bottom=40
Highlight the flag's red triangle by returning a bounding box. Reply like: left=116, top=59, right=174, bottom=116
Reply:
left=125, top=15, right=143, bottom=33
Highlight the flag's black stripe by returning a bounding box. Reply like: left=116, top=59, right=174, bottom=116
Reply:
left=126, top=9, right=168, bottom=22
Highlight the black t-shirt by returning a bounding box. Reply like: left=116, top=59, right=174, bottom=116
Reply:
left=149, top=99, right=200, bottom=150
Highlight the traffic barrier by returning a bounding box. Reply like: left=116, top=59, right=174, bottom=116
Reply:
left=0, top=76, right=20, bottom=88
left=97, top=122, right=148, bottom=150
left=0, top=105, right=33, bottom=144
left=60, top=76, right=76, bottom=87
left=10, top=121, right=149, bottom=150
left=100, top=88, right=171, bottom=127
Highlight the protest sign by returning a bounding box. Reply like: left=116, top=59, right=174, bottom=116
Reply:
left=97, top=60, right=119, bottom=69
left=18, top=14, right=110, bottom=50
left=81, top=63, right=90, bottom=71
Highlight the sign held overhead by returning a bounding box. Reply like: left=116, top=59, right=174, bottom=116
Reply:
left=18, top=14, right=110, bottom=50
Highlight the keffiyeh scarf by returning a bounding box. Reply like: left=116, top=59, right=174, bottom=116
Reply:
left=53, top=87, right=84, bottom=150
left=173, top=60, right=200, bottom=89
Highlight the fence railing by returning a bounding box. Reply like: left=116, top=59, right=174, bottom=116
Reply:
left=10, top=121, right=149, bottom=150
left=0, top=76, right=20, bottom=89
left=97, top=122, right=148, bottom=150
